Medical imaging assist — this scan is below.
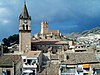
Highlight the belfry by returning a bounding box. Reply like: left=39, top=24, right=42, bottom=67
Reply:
left=19, top=2, right=31, bottom=53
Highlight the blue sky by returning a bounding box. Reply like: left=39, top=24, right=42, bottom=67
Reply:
left=0, top=0, right=100, bottom=41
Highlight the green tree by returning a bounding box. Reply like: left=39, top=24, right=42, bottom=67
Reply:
left=2, top=38, right=10, bottom=46
left=2, top=34, right=19, bottom=46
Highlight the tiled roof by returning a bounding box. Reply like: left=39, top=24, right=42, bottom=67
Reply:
left=55, top=41, right=68, bottom=45
left=60, top=52, right=99, bottom=64
left=0, top=55, right=21, bottom=67
left=23, top=51, right=41, bottom=58
left=48, top=30, right=59, bottom=35
left=32, top=40, right=68, bottom=45
left=90, top=64, right=100, bottom=69
left=50, top=54, right=58, bottom=60
left=31, top=41, right=59, bottom=45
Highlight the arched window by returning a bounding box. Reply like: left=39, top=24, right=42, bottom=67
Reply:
left=26, top=25, right=28, bottom=30
left=22, top=25, right=25, bottom=30
left=66, top=55, right=69, bottom=60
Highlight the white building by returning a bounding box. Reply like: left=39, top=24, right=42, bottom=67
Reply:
left=21, top=51, right=42, bottom=75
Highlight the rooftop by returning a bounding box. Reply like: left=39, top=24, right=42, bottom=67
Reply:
left=0, top=55, right=21, bottom=67
left=31, top=41, right=59, bottom=45
left=23, top=51, right=41, bottom=58
left=31, top=40, right=68, bottom=45
left=60, top=52, right=99, bottom=65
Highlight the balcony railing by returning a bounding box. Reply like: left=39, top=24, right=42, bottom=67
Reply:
left=23, top=63, right=37, bottom=68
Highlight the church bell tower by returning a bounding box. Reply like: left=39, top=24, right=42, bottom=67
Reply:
left=19, top=2, right=31, bottom=53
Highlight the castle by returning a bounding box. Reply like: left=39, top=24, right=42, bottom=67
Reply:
left=41, top=21, right=60, bottom=36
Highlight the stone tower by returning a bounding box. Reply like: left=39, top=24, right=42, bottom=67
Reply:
left=41, top=22, right=48, bottom=35
left=19, top=2, right=31, bottom=53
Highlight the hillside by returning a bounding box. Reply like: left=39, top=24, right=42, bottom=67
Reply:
left=81, top=27, right=100, bottom=36
left=67, top=27, right=100, bottom=38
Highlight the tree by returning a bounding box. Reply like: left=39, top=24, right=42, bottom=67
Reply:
left=2, top=38, right=10, bottom=46
left=2, top=34, right=19, bottom=46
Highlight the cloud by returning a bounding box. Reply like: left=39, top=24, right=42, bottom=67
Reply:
left=0, top=7, right=12, bottom=25
left=0, top=0, right=100, bottom=41
left=0, top=19, right=10, bottom=25
left=0, top=7, right=12, bottom=17
left=2, top=19, right=10, bottom=24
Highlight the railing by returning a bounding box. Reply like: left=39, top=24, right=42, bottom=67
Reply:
left=23, top=64, right=37, bottom=68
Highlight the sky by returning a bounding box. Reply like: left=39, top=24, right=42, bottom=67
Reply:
left=0, top=0, right=100, bottom=42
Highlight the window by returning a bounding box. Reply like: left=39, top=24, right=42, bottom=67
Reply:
left=51, top=36, right=53, bottom=38
left=45, top=36, right=47, bottom=39
left=6, top=70, right=11, bottom=75
left=84, top=73, right=88, bottom=75
left=2, top=71, right=6, bottom=75
left=23, top=59, right=26, bottom=62
left=25, top=62, right=27, bottom=65
left=66, top=55, right=69, bottom=60
left=26, top=25, right=28, bottom=30
left=27, top=59, right=32, bottom=65
left=29, top=73, right=34, bottom=75
left=33, top=70, right=35, bottom=75
left=83, top=68, right=89, bottom=71
left=22, top=25, right=25, bottom=30
left=32, top=60, right=36, bottom=65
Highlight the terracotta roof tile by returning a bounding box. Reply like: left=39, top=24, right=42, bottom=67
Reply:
left=60, top=52, right=99, bottom=64
left=23, top=51, right=41, bottom=58
left=0, top=55, right=21, bottom=66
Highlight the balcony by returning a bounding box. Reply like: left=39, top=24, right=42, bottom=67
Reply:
left=23, top=63, right=37, bottom=68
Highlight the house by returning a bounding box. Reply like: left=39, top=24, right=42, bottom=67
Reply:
left=0, top=55, right=22, bottom=75
left=21, top=51, right=42, bottom=75
left=59, top=52, right=100, bottom=75
left=74, top=48, right=87, bottom=52
left=31, top=40, right=68, bottom=54
left=90, top=64, right=100, bottom=75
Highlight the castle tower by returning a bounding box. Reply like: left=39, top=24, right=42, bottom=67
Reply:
left=19, top=2, right=31, bottom=53
left=41, top=22, right=48, bottom=35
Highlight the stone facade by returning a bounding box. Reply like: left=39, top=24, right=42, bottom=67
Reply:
left=0, top=67, right=14, bottom=75
left=19, top=31, right=31, bottom=53
left=41, top=21, right=60, bottom=36
left=41, top=22, right=48, bottom=35
left=0, top=55, right=22, bottom=75
left=21, top=51, right=42, bottom=75
left=19, top=3, right=31, bottom=53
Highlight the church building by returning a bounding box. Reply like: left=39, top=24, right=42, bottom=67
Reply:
left=19, top=2, right=31, bottom=54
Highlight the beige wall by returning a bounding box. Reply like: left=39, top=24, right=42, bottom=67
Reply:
left=16, top=58, right=22, bottom=75
left=19, top=20, right=31, bottom=30
left=41, top=22, right=48, bottom=35
left=19, top=18, right=31, bottom=53
left=19, top=32, right=31, bottom=53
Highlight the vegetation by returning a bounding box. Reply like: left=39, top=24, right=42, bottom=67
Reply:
left=2, top=34, right=19, bottom=46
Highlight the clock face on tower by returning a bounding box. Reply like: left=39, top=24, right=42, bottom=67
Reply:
left=24, top=20, right=28, bottom=24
